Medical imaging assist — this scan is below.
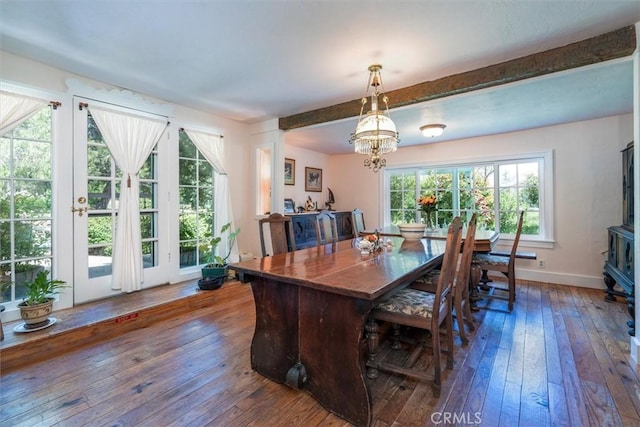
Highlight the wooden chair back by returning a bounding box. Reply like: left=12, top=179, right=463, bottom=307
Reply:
left=508, top=211, right=525, bottom=264
left=432, top=216, right=464, bottom=329
left=259, top=213, right=296, bottom=257
left=315, top=210, right=339, bottom=245
left=455, top=214, right=477, bottom=297
left=454, top=214, right=477, bottom=340
left=351, top=208, right=366, bottom=237
left=472, top=210, right=525, bottom=311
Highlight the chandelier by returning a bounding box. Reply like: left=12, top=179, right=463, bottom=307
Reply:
left=349, top=64, right=399, bottom=172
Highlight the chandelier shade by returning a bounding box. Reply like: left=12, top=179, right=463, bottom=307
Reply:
left=349, top=64, right=399, bottom=172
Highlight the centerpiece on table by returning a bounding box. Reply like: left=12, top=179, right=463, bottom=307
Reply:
left=417, top=193, right=437, bottom=231
left=357, top=232, right=380, bottom=255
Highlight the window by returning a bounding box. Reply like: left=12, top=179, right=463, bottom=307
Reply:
left=178, top=129, right=215, bottom=268
left=0, top=106, right=54, bottom=302
left=384, top=152, right=552, bottom=240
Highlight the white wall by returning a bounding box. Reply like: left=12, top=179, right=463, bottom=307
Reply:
left=283, top=144, right=331, bottom=211
left=328, top=114, right=634, bottom=288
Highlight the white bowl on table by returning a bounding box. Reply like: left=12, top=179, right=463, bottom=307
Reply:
left=397, top=223, right=426, bottom=240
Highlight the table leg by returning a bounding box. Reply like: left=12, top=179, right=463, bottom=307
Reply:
left=469, top=264, right=482, bottom=311
left=250, top=277, right=374, bottom=427
left=250, top=278, right=299, bottom=382
left=479, top=269, right=492, bottom=291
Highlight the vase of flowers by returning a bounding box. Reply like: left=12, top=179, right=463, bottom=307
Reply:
left=357, top=233, right=380, bottom=255
left=417, top=194, right=437, bottom=231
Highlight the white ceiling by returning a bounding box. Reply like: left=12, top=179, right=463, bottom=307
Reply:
left=0, top=1, right=638, bottom=154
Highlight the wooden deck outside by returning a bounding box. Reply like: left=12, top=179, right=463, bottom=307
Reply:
left=1, top=278, right=638, bottom=426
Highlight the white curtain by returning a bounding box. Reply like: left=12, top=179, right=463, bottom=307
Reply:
left=0, top=91, right=48, bottom=136
left=89, top=106, right=168, bottom=292
left=185, top=130, right=238, bottom=263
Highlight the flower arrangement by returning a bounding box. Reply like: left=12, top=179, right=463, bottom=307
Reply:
left=357, top=233, right=380, bottom=254
left=417, top=194, right=437, bottom=213
left=363, top=234, right=379, bottom=244
left=417, top=194, right=437, bottom=229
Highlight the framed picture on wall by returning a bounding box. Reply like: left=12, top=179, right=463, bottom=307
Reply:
left=284, top=198, right=295, bottom=213
left=284, top=158, right=295, bottom=185
left=305, top=167, right=322, bottom=192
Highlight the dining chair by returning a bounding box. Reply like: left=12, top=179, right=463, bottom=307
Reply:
left=314, top=210, right=338, bottom=245
left=259, top=212, right=296, bottom=257
left=351, top=208, right=366, bottom=238
left=365, top=217, right=463, bottom=397
left=472, top=210, right=525, bottom=311
left=410, top=213, right=477, bottom=344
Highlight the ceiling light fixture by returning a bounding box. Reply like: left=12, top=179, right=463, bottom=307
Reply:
left=420, top=124, right=446, bottom=138
left=349, top=64, right=399, bottom=172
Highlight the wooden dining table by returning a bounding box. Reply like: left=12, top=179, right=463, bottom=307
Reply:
left=229, top=237, right=447, bottom=427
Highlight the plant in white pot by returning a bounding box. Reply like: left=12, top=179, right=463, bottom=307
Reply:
left=199, top=222, right=240, bottom=290
left=17, top=270, right=68, bottom=329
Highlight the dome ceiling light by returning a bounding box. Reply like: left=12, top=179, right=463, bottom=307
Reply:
left=420, top=124, right=446, bottom=138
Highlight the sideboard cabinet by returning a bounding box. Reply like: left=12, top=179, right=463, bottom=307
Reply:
left=287, top=211, right=354, bottom=249
left=604, top=141, right=634, bottom=336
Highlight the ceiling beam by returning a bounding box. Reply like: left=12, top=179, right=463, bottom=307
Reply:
left=279, top=25, right=636, bottom=131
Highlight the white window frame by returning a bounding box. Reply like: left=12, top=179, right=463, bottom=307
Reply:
left=170, top=122, right=224, bottom=283
left=382, top=150, right=555, bottom=249
left=0, top=81, right=72, bottom=319
left=177, top=128, right=216, bottom=270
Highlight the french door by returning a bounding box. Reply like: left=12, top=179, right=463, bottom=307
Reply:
left=72, top=98, right=168, bottom=303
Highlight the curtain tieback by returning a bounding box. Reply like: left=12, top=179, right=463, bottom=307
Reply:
left=127, top=174, right=131, bottom=188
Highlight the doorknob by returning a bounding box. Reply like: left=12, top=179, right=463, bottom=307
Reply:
left=72, top=196, right=88, bottom=216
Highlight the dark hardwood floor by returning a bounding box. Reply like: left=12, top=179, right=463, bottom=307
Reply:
left=1, top=278, right=638, bottom=426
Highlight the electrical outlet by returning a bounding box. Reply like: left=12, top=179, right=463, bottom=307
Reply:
left=538, top=259, right=545, bottom=269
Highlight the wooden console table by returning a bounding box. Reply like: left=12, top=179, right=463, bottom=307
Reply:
left=286, top=211, right=354, bottom=249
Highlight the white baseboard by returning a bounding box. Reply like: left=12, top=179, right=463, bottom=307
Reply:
left=515, top=268, right=605, bottom=289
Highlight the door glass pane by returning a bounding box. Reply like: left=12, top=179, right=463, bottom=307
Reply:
left=140, top=149, right=158, bottom=268
left=14, top=180, right=52, bottom=217
left=14, top=140, right=51, bottom=179
left=87, top=145, right=112, bottom=177
left=87, top=113, right=116, bottom=278
left=88, top=178, right=115, bottom=210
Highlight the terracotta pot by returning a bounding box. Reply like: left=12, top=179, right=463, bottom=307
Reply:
left=18, top=298, right=54, bottom=329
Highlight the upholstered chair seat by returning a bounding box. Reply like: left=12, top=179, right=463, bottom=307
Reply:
left=471, top=253, right=509, bottom=266
left=375, top=289, right=439, bottom=319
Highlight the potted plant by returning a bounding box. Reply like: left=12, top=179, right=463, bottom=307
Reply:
left=199, top=222, right=240, bottom=290
left=17, top=270, right=68, bottom=329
